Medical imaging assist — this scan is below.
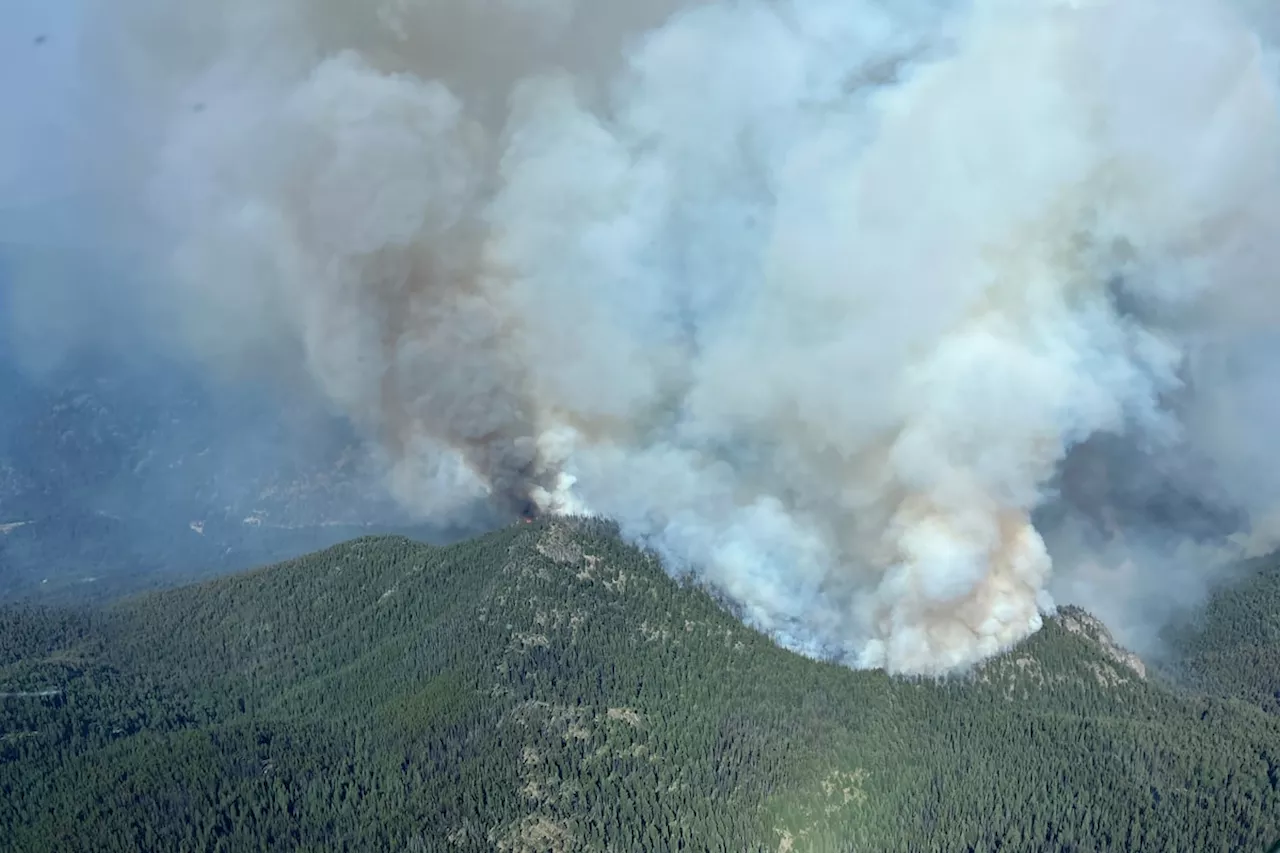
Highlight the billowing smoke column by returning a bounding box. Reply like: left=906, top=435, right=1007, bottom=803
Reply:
left=54, top=0, right=1280, bottom=672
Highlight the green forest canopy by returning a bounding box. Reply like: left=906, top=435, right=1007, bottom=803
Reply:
left=2, top=517, right=1279, bottom=852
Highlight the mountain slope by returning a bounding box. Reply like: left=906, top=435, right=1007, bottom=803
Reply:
left=3, top=518, right=1279, bottom=852
left=0, top=356, right=455, bottom=603
left=1161, top=552, right=1280, bottom=717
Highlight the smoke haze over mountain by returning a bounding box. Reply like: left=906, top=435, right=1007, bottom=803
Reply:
left=7, top=0, right=1280, bottom=673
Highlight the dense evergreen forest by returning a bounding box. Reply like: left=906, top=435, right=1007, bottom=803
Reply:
left=2, top=518, right=1279, bottom=852
left=1166, top=552, right=1280, bottom=717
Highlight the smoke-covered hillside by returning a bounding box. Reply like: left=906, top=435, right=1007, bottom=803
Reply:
left=0, top=347, right=483, bottom=601
left=0, top=357, right=374, bottom=525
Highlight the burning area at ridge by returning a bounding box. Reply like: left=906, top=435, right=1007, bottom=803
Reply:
left=15, top=0, right=1280, bottom=673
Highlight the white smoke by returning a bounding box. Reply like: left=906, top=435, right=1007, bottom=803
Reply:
left=29, top=0, right=1280, bottom=672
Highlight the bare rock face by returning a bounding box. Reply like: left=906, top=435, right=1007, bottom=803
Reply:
left=534, top=523, right=585, bottom=566
left=1056, top=605, right=1147, bottom=680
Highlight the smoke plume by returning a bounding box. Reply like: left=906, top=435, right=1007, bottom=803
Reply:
left=16, top=0, right=1280, bottom=672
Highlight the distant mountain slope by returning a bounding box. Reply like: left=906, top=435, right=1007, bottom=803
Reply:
left=1165, top=552, right=1280, bottom=715
left=0, top=510, right=459, bottom=604
left=3, top=519, right=1279, bottom=852
left=0, top=360, right=388, bottom=527
left=0, top=356, right=447, bottom=601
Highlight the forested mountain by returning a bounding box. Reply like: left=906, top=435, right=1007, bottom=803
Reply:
left=1165, top=553, right=1280, bottom=717
left=3, top=518, right=1279, bottom=852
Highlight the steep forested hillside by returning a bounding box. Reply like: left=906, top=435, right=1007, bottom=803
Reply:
left=3, top=519, right=1279, bottom=852
left=1166, top=552, right=1280, bottom=716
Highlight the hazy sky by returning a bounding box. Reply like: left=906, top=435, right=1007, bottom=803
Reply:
left=1, top=1, right=82, bottom=237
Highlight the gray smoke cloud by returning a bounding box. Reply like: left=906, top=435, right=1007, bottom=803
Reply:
left=14, top=0, right=1280, bottom=672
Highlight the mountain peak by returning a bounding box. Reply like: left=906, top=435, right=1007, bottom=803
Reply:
left=1052, top=604, right=1147, bottom=679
